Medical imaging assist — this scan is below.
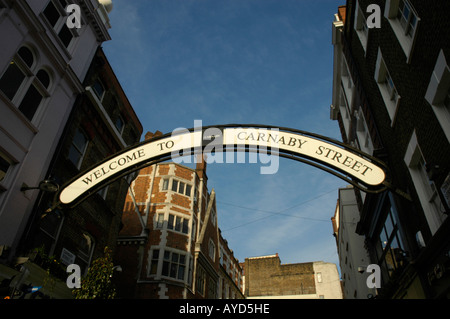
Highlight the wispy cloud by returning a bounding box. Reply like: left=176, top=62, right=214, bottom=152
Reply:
left=105, top=0, right=345, bottom=269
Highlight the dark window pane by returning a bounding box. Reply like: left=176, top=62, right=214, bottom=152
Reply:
left=18, top=47, right=34, bottom=68
left=44, top=1, right=60, bottom=27
left=37, top=69, right=50, bottom=88
left=115, top=116, right=124, bottom=132
left=58, top=0, right=68, bottom=9
left=168, top=214, right=174, bottom=230
left=172, top=180, right=178, bottom=192
left=72, top=129, right=88, bottom=152
left=150, top=261, right=158, bottom=275
left=58, top=24, right=73, bottom=47
left=40, top=211, right=61, bottom=237
left=178, top=265, right=185, bottom=280
left=18, top=85, right=43, bottom=121
left=68, top=129, right=88, bottom=167
left=185, top=184, right=191, bottom=196
left=68, top=145, right=82, bottom=166
left=179, top=182, right=185, bottom=194
left=0, top=155, right=10, bottom=182
left=164, top=251, right=170, bottom=260
left=0, top=62, right=25, bottom=100
left=170, top=263, right=177, bottom=278
left=92, top=80, right=104, bottom=100
left=162, top=261, right=169, bottom=276
left=182, top=219, right=189, bottom=234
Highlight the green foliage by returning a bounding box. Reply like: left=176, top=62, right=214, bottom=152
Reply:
left=32, top=245, right=66, bottom=282
left=72, top=247, right=117, bottom=299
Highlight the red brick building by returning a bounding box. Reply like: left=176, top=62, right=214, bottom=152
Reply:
left=113, top=140, right=244, bottom=299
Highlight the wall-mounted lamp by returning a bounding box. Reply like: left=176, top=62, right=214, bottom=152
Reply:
left=21, top=180, right=60, bottom=193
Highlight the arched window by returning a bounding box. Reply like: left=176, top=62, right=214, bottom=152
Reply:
left=0, top=46, right=52, bottom=122
left=18, top=46, right=34, bottom=68
left=37, top=69, right=51, bottom=89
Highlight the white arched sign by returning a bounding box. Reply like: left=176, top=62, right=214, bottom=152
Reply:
left=57, top=125, right=389, bottom=207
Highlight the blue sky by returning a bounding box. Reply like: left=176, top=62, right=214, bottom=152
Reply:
left=103, top=0, right=346, bottom=268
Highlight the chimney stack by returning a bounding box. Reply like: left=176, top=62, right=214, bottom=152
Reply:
left=196, top=153, right=208, bottom=181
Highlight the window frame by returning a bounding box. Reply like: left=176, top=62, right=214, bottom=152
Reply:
left=166, top=213, right=189, bottom=235
left=42, top=0, right=81, bottom=52
left=68, top=128, right=89, bottom=169
left=355, top=107, right=374, bottom=155
left=373, top=196, right=407, bottom=282
left=164, top=178, right=193, bottom=197
left=404, top=131, right=447, bottom=235
left=161, top=250, right=187, bottom=281
left=425, top=49, right=450, bottom=143
left=384, top=0, right=420, bottom=63
left=354, top=0, right=369, bottom=53
left=92, top=79, right=106, bottom=102
left=196, top=266, right=206, bottom=296
left=0, top=46, right=52, bottom=124
left=208, top=239, right=216, bottom=262
left=374, top=47, right=401, bottom=125
left=114, top=115, right=125, bottom=134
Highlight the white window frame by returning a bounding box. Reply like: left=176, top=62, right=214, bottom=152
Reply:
left=384, top=0, right=420, bottom=63
left=339, top=57, right=355, bottom=140
left=156, top=213, right=164, bottom=229
left=148, top=248, right=189, bottom=283
left=404, top=131, right=447, bottom=235
left=425, top=49, right=450, bottom=143
left=0, top=46, right=52, bottom=125
left=68, top=128, right=89, bottom=169
left=161, top=249, right=187, bottom=281
left=167, top=213, right=189, bottom=235
left=208, top=239, right=216, bottom=261
left=41, top=0, right=81, bottom=53
left=210, top=208, right=216, bottom=227
left=196, top=266, right=206, bottom=296
left=114, top=114, right=125, bottom=135
left=374, top=47, right=401, bottom=125
left=169, top=178, right=193, bottom=197
left=354, top=0, right=369, bottom=53
left=92, top=79, right=105, bottom=102
left=162, top=178, right=169, bottom=190
left=355, top=107, right=374, bottom=155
